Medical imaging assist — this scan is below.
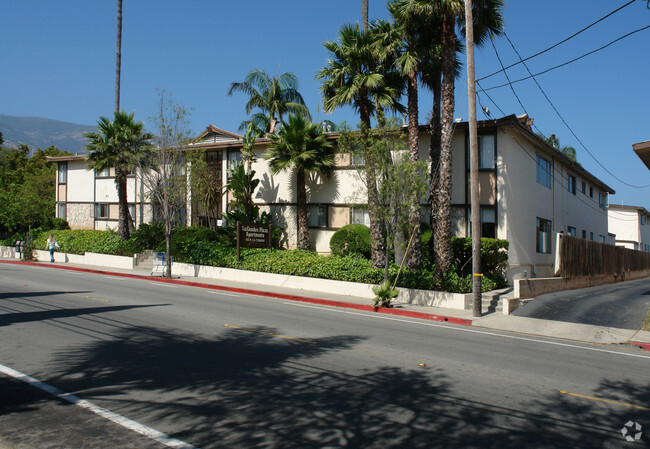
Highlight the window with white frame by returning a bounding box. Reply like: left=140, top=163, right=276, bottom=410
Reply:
left=536, top=155, right=552, bottom=188
left=536, top=217, right=552, bottom=253
left=351, top=207, right=370, bottom=227
left=95, top=203, right=109, bottom=219
left=307, top=205, right=327, bottom=228
left=227, top=150, right=242, bottom=170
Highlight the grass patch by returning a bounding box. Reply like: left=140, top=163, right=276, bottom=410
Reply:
left=643, top=308, right=650, bottom=331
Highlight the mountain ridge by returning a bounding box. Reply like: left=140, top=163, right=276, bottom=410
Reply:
left=0, top=114, right=97, bottom=154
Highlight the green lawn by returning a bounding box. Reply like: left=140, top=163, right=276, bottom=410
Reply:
left=644, top=308, right=650, bottom=332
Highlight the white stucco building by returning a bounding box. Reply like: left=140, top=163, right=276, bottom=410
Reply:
left=49, top=115, right=615, bottom=283
left=608, top=205, right=650, bottom=252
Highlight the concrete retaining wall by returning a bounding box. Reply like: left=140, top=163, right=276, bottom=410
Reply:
left=514, top=269, right=650, bottom=299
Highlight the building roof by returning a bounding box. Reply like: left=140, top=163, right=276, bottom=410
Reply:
left=608, top=204, right=650, bottom=215
left=45, top=154, right=88, bottom=162
left=633, top=140, right=650, bottom=170
left=190, top=125, right=244, bottom=146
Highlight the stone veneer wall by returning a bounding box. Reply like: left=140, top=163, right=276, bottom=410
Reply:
left=66, top=203, right=94, bottom=230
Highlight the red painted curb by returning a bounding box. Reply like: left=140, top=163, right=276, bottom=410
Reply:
left=630, top=341, right=650, bottom=351
left=1, top=259, right=473, bottom=326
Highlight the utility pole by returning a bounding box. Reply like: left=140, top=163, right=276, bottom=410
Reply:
left=464, top=0, right=482, bottom=317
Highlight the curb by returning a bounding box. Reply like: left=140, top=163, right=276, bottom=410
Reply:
left=629, top=341, right=650, bottom=351
left=0, top=260, right=473, bottom=327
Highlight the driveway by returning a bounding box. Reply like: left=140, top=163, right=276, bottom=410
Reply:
left=513, top=277, right=650, bottom=330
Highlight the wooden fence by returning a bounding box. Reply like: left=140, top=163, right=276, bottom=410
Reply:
left=558, top=234, right=650, bottom=278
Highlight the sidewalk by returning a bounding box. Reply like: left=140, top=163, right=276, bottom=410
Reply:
left=2, top=258, right=648, bottom=349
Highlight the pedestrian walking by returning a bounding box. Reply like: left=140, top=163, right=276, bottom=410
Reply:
left=46, top=234, right=59, bottom=262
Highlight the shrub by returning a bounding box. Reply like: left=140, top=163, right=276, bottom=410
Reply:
left=51, top=218, right=70, bottom=230
left=128, top=222, right=165, bottom=252
left=32, top=230, right=121, bottom=255
left=451, top=237, right=509, bottom=276
left=329, top=224, right=371, bottom=259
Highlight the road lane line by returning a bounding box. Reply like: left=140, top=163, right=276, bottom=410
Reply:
left=150, top=282, right=178, bottom=288
left=0, top=363, right=199, bottom=449
left=209, top=291, right=240, bottom=297
left=66, top=293, right=109, bottom=302
left=283, top=302, right=650, bottom=360
left=224, top=324, right=317, bottom=345
left=560, top=390, right=650, bottom=411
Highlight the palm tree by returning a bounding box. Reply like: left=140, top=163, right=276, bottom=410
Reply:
left=227, top=69, right=310, bottom=136
left=362, top=0, right=369, bottom=31
left=85, top=111, right=153, bottom=240
left=316, top=22, right=403, bottom=269
left=427, top=0, right=503, bottom=276
left=264, top=115, right=334, bottom=250
left=115, top=0, right=122, bottom=113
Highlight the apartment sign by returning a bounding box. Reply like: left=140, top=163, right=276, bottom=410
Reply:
left=236, top=222, right=271, bottom=260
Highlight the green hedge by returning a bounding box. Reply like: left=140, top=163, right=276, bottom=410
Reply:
left=329, top=224, right=371, bottom=258
left=4, top=228, right=509, bottom=293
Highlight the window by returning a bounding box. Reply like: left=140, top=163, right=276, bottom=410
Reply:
left=58, top=162, right=67, bottom=184
left=599, top=192, right=608, bottom=209
left=536, top=155, right=552, bottom=188
left=536, top=217, right=552, bottom=253
left=581, top=181, right=586, bottom=194
left=481, top=207, right=496, bottom=238
left=567, top=226, right=576, bottom=236
left=308, top=205, right=327, bottom=228
left=350, top=153, right=365, bottom=167
left=351, top=207, right=370, bottom=227
left=57, top=203, right=66, bottom=219
left=590, top=232, right=594, bottom=241
left=589, top=186, right=593, bottom=198
left=582, top=230, right=587, bottom=239
left=599, top=235, right=605, bottom=243
left=95, top=203, right=109, bottom=219
left=466, top=134, right=496, bottom=169
left=642, top=215, right=647, bottom=226
left=96, top=167, right=110, bottom=177
left=227, top=150, right=242, bottom=170
left=567, top=174, right=576, bottom=195
left=128, top=204, right=135, bottom=222
left=479, top=134, right=496, bottom=169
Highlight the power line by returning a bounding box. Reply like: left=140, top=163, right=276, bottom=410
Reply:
left=500, top=32, right=650, bottom=189
left=477, top=0, right=637, bottom=82
left=478, top=25, right=650, bottom=92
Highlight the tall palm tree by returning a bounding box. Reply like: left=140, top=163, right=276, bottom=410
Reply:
left=85, top=111, right=153, bottom=240
left=316, top=22, right=403, bottom=269
left=362, top=0, right=369, bottom=31
left=426, top=0, right=503, bottom=276
left=227, top=69, right=310, bottom=136
left=115, top=0, right=122, bottom=113
left=264, top=115, right=334, bottom=250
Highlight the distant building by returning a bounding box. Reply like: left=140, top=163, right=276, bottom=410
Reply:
left=633, top=140, right=650, bottom=170
left=49, top=115, right=616, bottom=283
left=608, top=205, right=650, bottom=252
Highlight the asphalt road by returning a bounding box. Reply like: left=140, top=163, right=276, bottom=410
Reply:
left=0, top=263, right=649, bottom=448
left=513, top=277, right=650, bottom=329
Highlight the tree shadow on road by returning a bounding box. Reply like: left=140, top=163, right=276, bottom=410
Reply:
left=37, top=324, right=650, bottom=448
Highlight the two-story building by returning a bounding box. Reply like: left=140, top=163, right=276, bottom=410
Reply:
left=50, top=114, right=615, bottom=283
left=608, top=205, right=650, bottom=252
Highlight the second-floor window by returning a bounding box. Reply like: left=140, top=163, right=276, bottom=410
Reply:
left=567, top=226, right=576, bottom=236
left=308, top=205, right=327, bottom=228
left=567, top=175, right=576, bottom=195
left=351, top=207, right=370, bottom=227
left=599, top=192, right=608, bottom=209
left=95, top=203, right=109, bottom=219
left=536, top=155, right=552, bottom=188
left=58, top=162, right=67, bottom=184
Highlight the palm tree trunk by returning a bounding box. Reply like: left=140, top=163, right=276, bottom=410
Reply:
left=429, top=67, right=442, bottom=260
left=360, top=95, right=386, bottom=270
left=296, top=167, right=310, bottom=250
left=362, top=0, right=369, bottom=31
left=406, top=69, right=422, bottom=270
left=115, top=0, right=122, bottom=113
left=116, top=169, right=130, bottom=240
left=434, top=15, right=456, bottom=277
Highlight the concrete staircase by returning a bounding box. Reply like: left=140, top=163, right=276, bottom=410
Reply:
left=469, top=288, right=517, bottom=315
left=133, top=251, right=154, bottom=271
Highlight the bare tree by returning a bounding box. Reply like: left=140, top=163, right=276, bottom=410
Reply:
left=140, top=89, right=192, bottom=278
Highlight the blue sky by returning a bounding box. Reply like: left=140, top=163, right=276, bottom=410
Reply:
left=1, top=0, right=649, bottom=208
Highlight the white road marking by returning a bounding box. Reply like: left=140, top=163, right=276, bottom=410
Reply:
left=0, top=363, right=199, bottom=449
left=150, top=282, right=178, bottom=288
left=282, top=302, right=650, bottom=360
left=209, top=291, right=240, bottom=297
